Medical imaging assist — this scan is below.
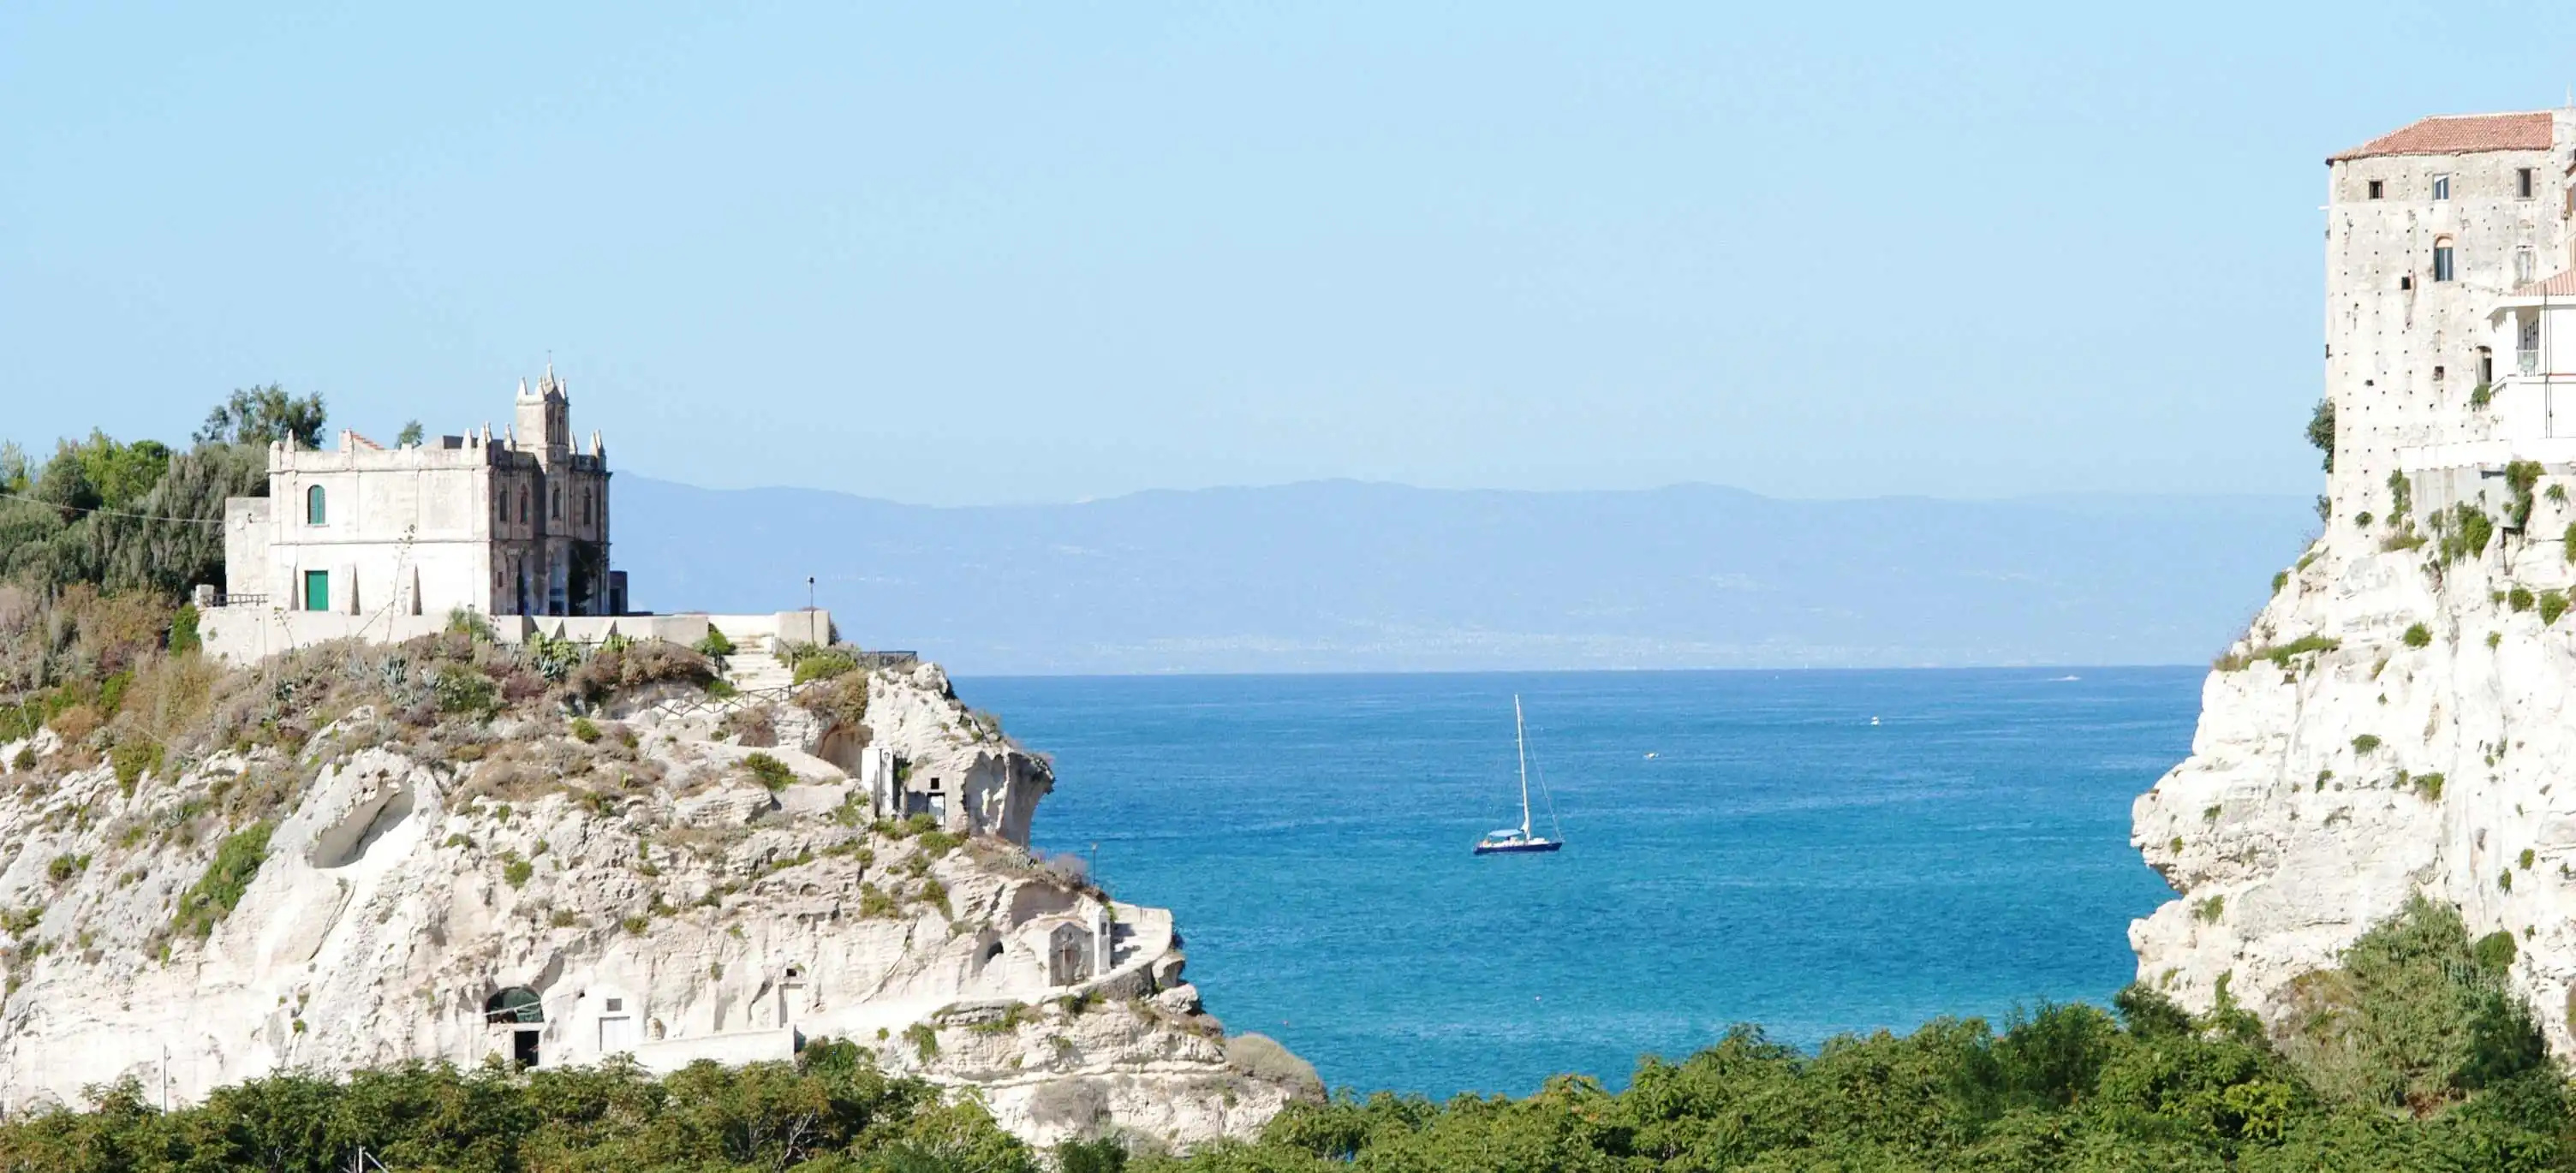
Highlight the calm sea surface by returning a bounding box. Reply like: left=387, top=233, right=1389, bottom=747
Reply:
left=952, top=669, right=2191, bottom=1099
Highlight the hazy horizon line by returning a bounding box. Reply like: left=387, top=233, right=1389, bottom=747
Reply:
left=623, top=473, right=2317, bottom=512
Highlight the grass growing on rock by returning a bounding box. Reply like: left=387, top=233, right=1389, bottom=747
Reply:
left=170, top=822, right=272, bottom=938
left=2215, top=634, right=2340, bottom=671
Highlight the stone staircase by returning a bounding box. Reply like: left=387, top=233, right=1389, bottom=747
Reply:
left=723, top=632, right=798, bottom=692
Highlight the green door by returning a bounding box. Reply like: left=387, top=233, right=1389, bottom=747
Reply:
left=304, top=569, right=330, bottom=612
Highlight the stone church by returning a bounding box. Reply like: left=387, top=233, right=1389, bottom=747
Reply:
left=219, top=366, right=623, bottom=622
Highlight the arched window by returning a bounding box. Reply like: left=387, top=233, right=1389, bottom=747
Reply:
left=306, top=485, right=326, bottom=525
left=2434, top=236, right=2456, bottom=283
left=484, top=986, right=545, bottom=1025
left=551, top=485, right=561, bottom=521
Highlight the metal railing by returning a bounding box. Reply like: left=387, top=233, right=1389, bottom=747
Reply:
left=652, top=682, right=802, bottom=721
left=2521, top=348, right=2543, bottom=376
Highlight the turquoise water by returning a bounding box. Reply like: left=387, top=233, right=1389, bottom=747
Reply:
left=953, top=669, right=2190, bottom=1099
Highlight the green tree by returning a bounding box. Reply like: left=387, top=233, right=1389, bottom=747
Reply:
left=193, top=384, right=327, bottom=448
left=396, top=420, right=425, bottom=447
left=2307, top=397, right=2336, bottom=473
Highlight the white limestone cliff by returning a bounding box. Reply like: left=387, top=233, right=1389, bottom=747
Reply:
left=2132, top=481, right=2576, bottom=1048
left=0, top=652, right=1314, bottom=1150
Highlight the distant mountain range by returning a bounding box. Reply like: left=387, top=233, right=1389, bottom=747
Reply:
left=611, top=478, right=2317, bottom=676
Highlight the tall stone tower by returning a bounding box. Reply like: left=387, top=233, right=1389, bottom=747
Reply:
left=516, top=364, right=573, bottom=461
left=2323, top=112, right=2575, bottom=522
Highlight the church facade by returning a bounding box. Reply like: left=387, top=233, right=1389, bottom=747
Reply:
left=218, top=366, right=624, bottom=622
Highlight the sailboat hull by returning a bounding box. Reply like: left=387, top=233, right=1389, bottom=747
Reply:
left=1473, top=839, right=1562, bottom=855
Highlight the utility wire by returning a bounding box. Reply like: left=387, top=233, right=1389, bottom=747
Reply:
left=0, top=489, right=225, bottom=526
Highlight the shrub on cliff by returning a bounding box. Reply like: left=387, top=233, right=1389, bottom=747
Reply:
left=796, top=669, right=870, bottom=729
left=2507, top=460, right=2547, bottom=529
left=788, top=645, right=861, bottom=685
left=742, top=751, right=795, bottom=790
left=170, top=821, right=273, bottom=938
left=2275, top=895, right=2545, bottom=1113
left=557, top=638, right=715, bottom=706
left=1225, top=1033, right=1324, bottom=1101
left=2436, top=503, right=2495, bottom=565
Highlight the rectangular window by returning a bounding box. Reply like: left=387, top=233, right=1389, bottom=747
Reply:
left=2367, top=179, right=2384, bottom=199
left=2434, top=245, right=2455, bottom=283
left=2520, top=168, right=2537, bottom=199
left=2433, top=174, right=2451, bottom=200
left=2518, top=248, right=2538, bottom=285
left=303, top=569, right=330, bottom=613
left=2434, top=366, right=2445, bottom=381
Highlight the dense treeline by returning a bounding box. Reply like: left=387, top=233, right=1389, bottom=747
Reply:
left=0, top=386, right=325, bottom=600
left=0, top=1042, right=1056, bottom=1173
left=1163, top=904, right=2571, bottom=1171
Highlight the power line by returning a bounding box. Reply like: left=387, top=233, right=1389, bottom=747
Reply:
left=0, top=489, right=225, bottom=526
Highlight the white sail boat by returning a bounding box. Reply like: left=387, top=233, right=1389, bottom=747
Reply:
left=1475, top=694, right=1563, bottom=855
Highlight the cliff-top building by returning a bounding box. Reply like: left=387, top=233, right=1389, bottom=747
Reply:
left=219, top=365, right=622, bottom=622
left=2325, top=110, right=2576, bottom=521
left=198, top=366, right=830, bottom=662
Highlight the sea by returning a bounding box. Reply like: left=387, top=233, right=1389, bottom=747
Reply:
left=952, top=667, right=2193, bottom=1099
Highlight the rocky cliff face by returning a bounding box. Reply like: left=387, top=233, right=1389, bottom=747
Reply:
left=0, top=644, right=1311, bottom=1151
left=2133, top=488, right=2576, bottom=1048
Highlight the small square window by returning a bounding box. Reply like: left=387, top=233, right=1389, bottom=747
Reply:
left=2434, top=366, right=2446, bottom=381
left=605, top=997, right=623, bottom=1012
left=2368, top=179, right=2384, bottom=199
left=2433, top=174, right=2451, bottom=200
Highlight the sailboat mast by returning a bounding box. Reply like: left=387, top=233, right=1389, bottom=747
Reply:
left=1514, top=694, right=1531, bottom=837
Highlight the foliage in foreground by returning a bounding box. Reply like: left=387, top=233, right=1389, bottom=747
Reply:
left=1147, top=897, right=2573, bottom=1173
left=0, top=1043, right=1045, bottom=1173
left=2, top=901, right=2569, bottom=1172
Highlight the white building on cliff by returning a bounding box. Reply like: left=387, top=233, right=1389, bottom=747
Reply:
left=197, top=367, right=829, bottom=661
left=2324, top=110, right=2576, bottom=519
left=219, top=366, right=620, bottom=622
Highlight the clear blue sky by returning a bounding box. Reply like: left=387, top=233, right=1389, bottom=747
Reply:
left=5, top=3, right=2572, bottom=505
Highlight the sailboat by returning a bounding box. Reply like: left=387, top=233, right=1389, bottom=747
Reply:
left=1475, top=695, right=1563, bottom=854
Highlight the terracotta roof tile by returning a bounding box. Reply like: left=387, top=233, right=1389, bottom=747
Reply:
left=2330, top=112, right=2555, bottom=162
left=2513, top=271, right=2576, bottom=297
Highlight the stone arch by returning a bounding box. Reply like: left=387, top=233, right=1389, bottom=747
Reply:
left=484, top=985, right=544, bottom=1025
left=486, top=985, right=545, bottom=1070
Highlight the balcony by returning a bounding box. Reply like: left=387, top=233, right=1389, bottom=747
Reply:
left=2523, top=348, right=2543, bottom=377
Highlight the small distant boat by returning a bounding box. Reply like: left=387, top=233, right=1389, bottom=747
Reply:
left=1476, top=695, right=1563, bottom=855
